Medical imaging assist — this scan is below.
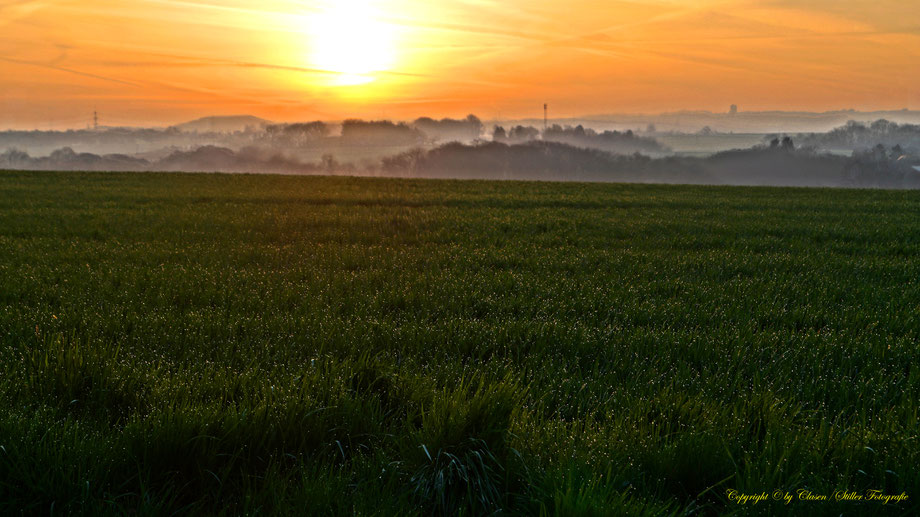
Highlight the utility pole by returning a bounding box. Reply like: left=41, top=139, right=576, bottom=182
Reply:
left=93, top=109, right=98, bottom=131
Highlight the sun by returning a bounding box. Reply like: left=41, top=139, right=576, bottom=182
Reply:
left=308, top=0, right=397, bottom=86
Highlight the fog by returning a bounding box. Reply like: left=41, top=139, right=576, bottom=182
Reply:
left=2, top=114, right=920, bottom=189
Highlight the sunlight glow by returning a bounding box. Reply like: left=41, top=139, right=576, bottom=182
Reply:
left=2, top=0, right=917, bottom=125
left=308, top=0, right=398, bottom=86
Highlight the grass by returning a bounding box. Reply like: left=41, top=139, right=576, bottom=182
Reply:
left=0, top=170, right=918, bottom=515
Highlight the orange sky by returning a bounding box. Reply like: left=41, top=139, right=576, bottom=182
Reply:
left=1, top=0, right=918, bottom=128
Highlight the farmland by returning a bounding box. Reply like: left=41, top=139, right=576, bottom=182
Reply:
left=0, top=170, right=918, bottom=515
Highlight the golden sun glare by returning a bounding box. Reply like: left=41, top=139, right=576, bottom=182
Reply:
left=308, top=0, right=397, bottom=86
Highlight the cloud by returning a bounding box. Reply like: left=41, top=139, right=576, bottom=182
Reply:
left=0, top=56, right=141, bottom=86
left=0, top=0, right=60, bottom=27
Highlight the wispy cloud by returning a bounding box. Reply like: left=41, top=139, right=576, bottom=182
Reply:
left=0, top=56, right=141, bottom=86
left=0, top=0, right=61, bottom=27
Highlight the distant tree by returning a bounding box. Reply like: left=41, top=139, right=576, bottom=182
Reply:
left=542, top=124, right=667, bottom=154
left=781, top=136, right=795, bottom=151
left=870, top=119, right=894, bottom=134
left=381, top=147, right=425, bottom=174
left=264, top=121, right=329, bottom=146
left=412, top=114, right=483, bottom=142
left=770, top=137, right=780, bottom=148
left=844, top=143, right=913, bottom=187
left=321, top=153, right=338, bottom=172
left=0, top=148, right=31, bottom=167
left=798, top=119, right=920, bottom=154
left=465, top=114, right=483, bottom=133
left=873, top=143, right=887, bottom=160
left=507, top=125, right=540, bottom=143
left=492, top=126, right=507, bottom=142
left=341, top=119, right=424, bottom=145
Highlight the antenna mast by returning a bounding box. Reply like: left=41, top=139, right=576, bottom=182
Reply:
left=543, top=103, right=548, bottom=134
left=93, top=109, right=98, bottom=131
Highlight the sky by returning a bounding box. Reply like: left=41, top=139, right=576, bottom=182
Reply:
left=1, top=0, right=918, bottom=128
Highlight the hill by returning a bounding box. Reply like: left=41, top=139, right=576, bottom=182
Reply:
left=172, top=115, right=272, bottom=133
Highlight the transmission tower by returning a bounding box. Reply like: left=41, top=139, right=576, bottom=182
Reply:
left=93, top=110, right=98, bottom=131
left=543, top=103, right=548, bottom=134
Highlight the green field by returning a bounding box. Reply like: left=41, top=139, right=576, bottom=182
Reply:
left=1, top=171, right=918, bottom=515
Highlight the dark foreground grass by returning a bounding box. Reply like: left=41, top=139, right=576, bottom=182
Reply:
left=0, top=170, right=918, bottom=516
